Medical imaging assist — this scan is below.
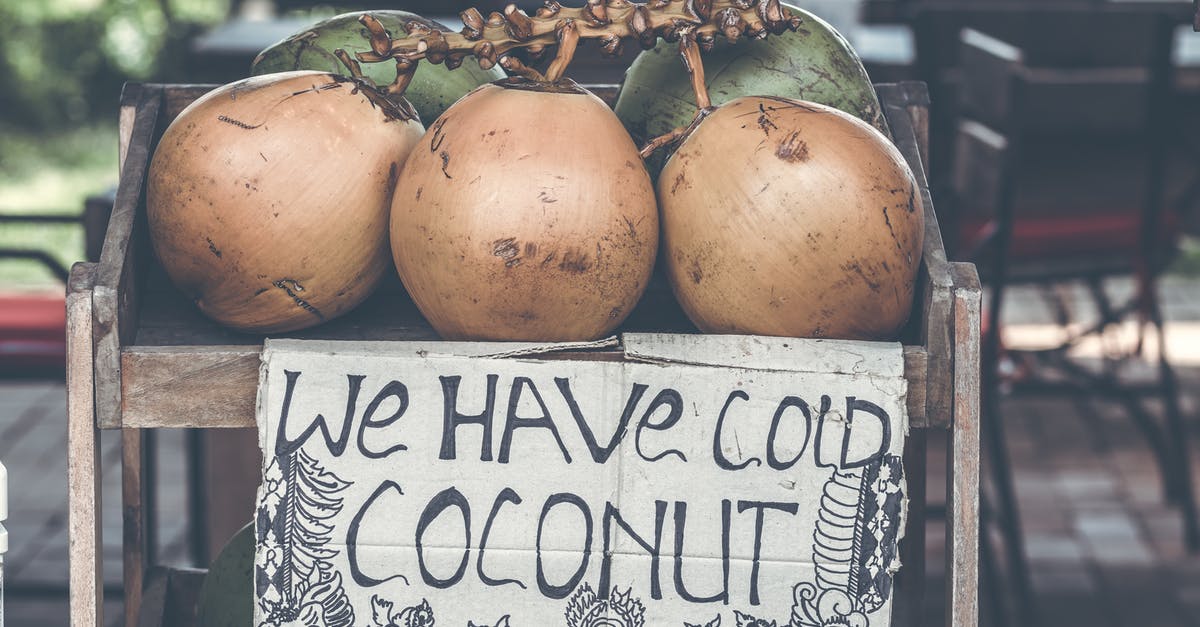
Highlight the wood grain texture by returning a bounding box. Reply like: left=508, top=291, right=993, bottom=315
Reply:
left=946, top=262, right=982, bottom=627
left=903, top=345, right=928, bottom=424
left=95, top=84, right=163, bottom=429
left=120, top=342, right=928, bottom=429
left=879, top=82, right=953, bottom=430
left=118, top=85, right=139, bottom=173
left=67, top=263, right=101, bottom=627
left=122, top=429, right=148, bottom=627
left=159, top=83, right=219, bottom=121
left=121, top=346, right=260, bottom=428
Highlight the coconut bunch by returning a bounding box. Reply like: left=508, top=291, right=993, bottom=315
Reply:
left=354, top=1, right=922, bottom=341
left=146, top=0, right=922, bottom=342
left=350, top=0, right=806, bottom=72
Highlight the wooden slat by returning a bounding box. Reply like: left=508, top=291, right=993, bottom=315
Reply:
left=94, top=85, right=163, bottom=429
left=118, top=91, right=138, bottom=174
left=946, top=262, right=981, bottom=627
left=158, top=84, right=219, bottom=121
left=121, top=347, right=260, bottom=429
left=903, top=345, right=928, bottom=423
left=67, top=262, right=101, bottom=627
left=120, top=342, right=928, bottom=428
left=878, top=82, right=954, bottom=430
left=122, top=429, right=148, bottom=627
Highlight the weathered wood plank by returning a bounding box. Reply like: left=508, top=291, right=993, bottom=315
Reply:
left=94, top=85, right=163, bottom=430
left=121, top=347, right=260, bottom=429
left=879, top=82, right=954, bottom=430
left=157, top=84, right=219, bottom=122
left=946, top=262, right=981, bottom=627
left=119, top=341, right=928, bottom=428
left=122, top=429, right=149, bottom=627
left=904, top=345, right=928, bottom=425
left=118, top=87, right=139, bottom=174
left=67, top=262, right=102, bottom=627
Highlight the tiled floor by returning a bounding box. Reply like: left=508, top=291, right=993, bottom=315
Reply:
left=0, top=381, right=189, bottom=626
left=2, top=278, right=1200, bottom=626
left=919, top=390, right=1200, bottom=626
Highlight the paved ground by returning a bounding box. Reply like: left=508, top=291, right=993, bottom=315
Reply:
left=0, top=383, right=189, bottom=626
left=1, top=277, right=1199, bottom=626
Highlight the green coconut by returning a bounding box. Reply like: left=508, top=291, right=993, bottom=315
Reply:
left=251, top=11, right=505, bottom=124
left=196, top=523, right=254, bottom=627
left=615, top=5, right=887, bottom=176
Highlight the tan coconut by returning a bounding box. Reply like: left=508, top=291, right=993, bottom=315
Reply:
left=147, top=71, right=424, bottom=333
left=659, top=95, right=924, bottom=340
left=389, top=77, right=659, bottom=341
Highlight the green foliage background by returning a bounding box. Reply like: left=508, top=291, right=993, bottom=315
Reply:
left=0, top=0, right=229, bottom=285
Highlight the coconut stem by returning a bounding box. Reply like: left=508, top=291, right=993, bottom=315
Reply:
left=335, top=47, right=418, bottom=98
left=544, top=20, right=581, bottom=83
left=499, top=55, right=547, bottom=81
left=333, top=48, right=420, bottom=121
left=678, top=30, right=711, bottom=110
left=638, top=31, right=714, bottom=159
left=353, top=0, right=803, bottom=71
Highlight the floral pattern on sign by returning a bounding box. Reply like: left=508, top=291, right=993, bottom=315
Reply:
left=565, top=583, right=646, bottom=627
left=790, top=454, right=905, bottom=627
left=255, top=448, right=354, bottom=627
left=370, top=596, right=436, bottom=627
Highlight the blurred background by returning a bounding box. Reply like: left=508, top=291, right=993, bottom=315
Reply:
left=0, top=0, right=1198, bottom=625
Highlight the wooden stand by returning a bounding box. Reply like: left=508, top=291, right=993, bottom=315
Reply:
left=66, top=81, right=980, bottom=627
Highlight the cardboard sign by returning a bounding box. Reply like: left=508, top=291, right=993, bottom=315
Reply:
left=253, top=335, right=908, bottom=627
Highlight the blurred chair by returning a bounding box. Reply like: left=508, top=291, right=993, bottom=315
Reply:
left=913, top=5, right=1189, bottom=183
left=949, top=17, right=1197, bottom=624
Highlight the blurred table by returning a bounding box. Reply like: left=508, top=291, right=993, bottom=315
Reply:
left=189, top=6, right=1200, bottom=89
left=862, top=0, right=1196, bottom=24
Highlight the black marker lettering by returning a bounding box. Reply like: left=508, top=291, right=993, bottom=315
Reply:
left=439, top=374, right=498, bottom=461
left=536, top=493, right=592, bottom=599
left=499, top=377, right=571, bottom=464
left=713, top=390, right=761, bottom=470
left=767, top=396, right=812, bottom=470
left=635, top=389, right=687, bottom=463
left=599, top=501, right=666, bottom=600
left=556, top=378, right=646, bottom=463
left=276, top=371, right=361, bottom=457
left=479, top=487, right=525, bottom=589
left=357, top=380, right=409, bottom=459
left=673, top=500, right=730, bottom=604
left=346, top=481, right=409, bottom=587
left=415, top=487, right=471, bottom=588
left=841, top=397, right=891, bottom=469
left=737, top=500, right=799, bottom=605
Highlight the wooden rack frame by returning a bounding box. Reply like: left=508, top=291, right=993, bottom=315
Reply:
left=66, top=81, right=980, bottom=627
